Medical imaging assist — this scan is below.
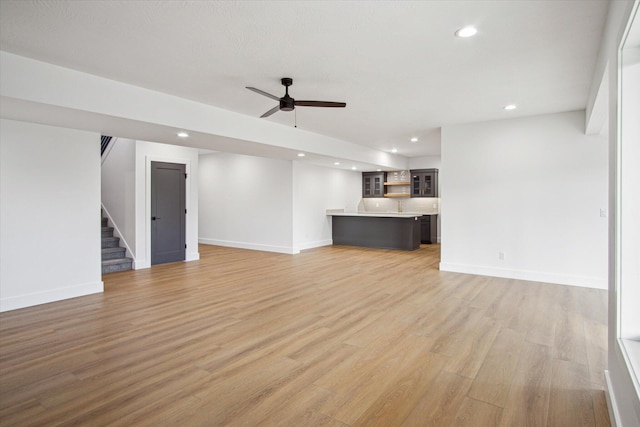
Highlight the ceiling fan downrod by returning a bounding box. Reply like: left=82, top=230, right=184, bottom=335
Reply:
left=280, top=78, right=295, bottom=112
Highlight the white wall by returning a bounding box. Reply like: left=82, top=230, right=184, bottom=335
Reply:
left=440, top=110, right=608, bottom=289
left=135, top=140, right=200, bottom=269
left=101, top=138, right=136, bottom=258
left=0, top=119, right=102, bottom=312
left=198, top=152, right=294, bottom=254
left=292, top=161, right=361, bottom=251
left=198, top=154, right=362, bottom=254
left=408, top=155, right=441, bottom=170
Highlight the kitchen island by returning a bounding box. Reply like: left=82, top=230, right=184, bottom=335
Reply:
left=327, top=210, right=428, bottom=250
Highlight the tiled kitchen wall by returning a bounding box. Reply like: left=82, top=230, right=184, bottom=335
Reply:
left=358, top=197, right=440, bottom=214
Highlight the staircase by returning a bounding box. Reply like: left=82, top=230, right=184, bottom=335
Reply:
left=101, top=214, right=133, bottom=274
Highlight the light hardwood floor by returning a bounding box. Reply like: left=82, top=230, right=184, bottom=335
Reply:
left=0, top=244, right=610, bottom=426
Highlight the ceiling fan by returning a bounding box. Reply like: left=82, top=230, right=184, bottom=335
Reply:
left=246, top=77, right=346, bottom=118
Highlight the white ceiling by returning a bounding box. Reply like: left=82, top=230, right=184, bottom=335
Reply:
left=0, top=0, right=608, bottom=158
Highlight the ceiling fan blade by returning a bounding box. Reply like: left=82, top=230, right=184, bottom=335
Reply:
left=294, top=100, right=346, bottom=108
left=246, top=87, right=280, bottom=101
left=260, top=105, right=281, bottom=118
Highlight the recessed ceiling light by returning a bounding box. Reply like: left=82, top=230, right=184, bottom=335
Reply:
left=177, top=132, right=189, bottom=138
left=376, top=169, right=382, bottom=172
left=410, top=137, right=418, bottom=142
left=297, top=153, right=305, bottom=157
left=351, top=166, right=357, bottom=170
left=334, top=162, right=341, bottom=166
left=455, top=26, right=478, bottom=38
left=392, top=148, right=398, bottom=153
left=504, top=104, right=517, bottom=110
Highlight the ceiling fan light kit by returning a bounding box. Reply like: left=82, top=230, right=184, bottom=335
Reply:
left=246, top=77, right=346, bottom=118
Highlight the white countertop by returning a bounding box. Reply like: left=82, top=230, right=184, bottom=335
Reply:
left=326, top=210, right=437, bottom=218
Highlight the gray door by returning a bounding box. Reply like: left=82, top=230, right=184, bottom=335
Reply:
left=151, top=161, right=186, bottom=265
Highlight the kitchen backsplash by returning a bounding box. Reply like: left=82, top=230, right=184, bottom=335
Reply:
left=358, top=197, right=440, bottom=214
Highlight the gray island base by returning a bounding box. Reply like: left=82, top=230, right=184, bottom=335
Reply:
left=328, top=212, right=423, bottom=251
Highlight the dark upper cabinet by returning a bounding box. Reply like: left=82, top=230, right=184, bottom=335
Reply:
left=362, top=172, right=385, bottom=198
left=411, top=169, right=439, bottom=197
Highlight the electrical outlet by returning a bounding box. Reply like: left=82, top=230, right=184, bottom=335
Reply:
left=376, top=203, right=379, bottom=208
left=600, top=209, right=607, bottom=218
left=498, top=252, right=505, bottom=260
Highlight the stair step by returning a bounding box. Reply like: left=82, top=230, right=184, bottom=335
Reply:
left=100, top=211, right=131, bottom=272
left=101, top=227, right=114, bottom=238
left=102, top=236, right=120, bottom=248
left=102, top=247, right=126, bottom=260
left=102, top=257, right=133, bottom=274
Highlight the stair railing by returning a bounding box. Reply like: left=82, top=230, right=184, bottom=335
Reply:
left=101, top=135, right=117, bottom=164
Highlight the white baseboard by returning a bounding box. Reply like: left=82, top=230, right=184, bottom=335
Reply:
left=605, top=370, right=620, bottom=427
left=199, top=238, right=298, bottom=254
left=0, top=280, right=104, bottom=312
left=297, top=239, right=333, bottom=251
left=134, top=259, right=150, bottom=270
left=186, top=251, right=200, bottom=261
left=438, top=262, right=607, bottom=289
